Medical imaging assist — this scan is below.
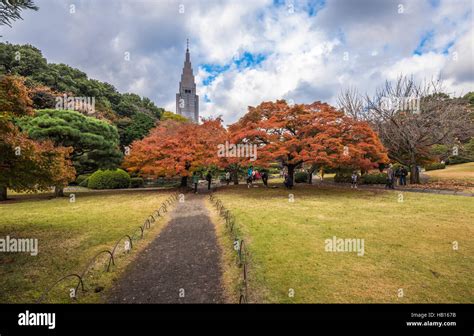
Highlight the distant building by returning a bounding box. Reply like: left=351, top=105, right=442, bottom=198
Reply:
left=176, top=39, right=199, bottom=123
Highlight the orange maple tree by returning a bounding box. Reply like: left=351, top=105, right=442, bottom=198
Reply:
left=0, top=75, right=75, bottom=200
left=123, top=118, right=226, bottom=186
left=229, top=100, right=388, bottom=182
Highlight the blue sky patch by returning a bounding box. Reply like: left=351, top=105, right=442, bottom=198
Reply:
left=201, top=52, right=267, bottom=86
left=413, top=30, right=434, bottom=55
left=272, top=0, right=325, bottom=16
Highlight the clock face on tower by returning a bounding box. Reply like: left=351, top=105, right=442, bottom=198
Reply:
left=176, top=40, right=199, bottom=123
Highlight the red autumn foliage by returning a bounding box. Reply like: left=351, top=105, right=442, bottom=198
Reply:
left=123, top=118, right=226, bottom=185
left=229, top=100, right=388, bottom=181
left=0, top=75, right=75, bottom=200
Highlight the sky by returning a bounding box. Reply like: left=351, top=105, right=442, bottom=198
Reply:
left=1, top=0, right=472, bottom=124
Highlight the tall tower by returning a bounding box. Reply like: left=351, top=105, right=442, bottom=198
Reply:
left=176, top=39, right=199, bottom=123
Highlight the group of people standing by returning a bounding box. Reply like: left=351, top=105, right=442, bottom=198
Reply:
left=385, top=164, right=408, bottom=189
left=191, top=164, right=409, bottom=193
left=192, top=171, right=213, bottom=193
left=246, top=166, right=269, bottom=187
left=191, top=167, right=270, bottom=193
left=347, top=164, right=410, bottom=190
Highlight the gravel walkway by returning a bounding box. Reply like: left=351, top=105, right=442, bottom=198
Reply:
left=108, top=191, right=224, bottom=303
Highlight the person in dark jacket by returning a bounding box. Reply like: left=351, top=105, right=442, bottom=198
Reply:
left=206, top=172, right=212, bottom=190
left=192, top=172, right=199, bottom=194
left=386, top=164, right=395, bottom=189
left=261, top=171, right=269, bottom=187
left=399, top=166, right=408, bottom=186
left=394, top=166, right=401, bottom=185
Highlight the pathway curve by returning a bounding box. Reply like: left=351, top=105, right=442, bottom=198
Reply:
left=108, top=190, right=224, bottom=303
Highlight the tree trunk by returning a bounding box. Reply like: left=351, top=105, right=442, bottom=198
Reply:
left=307, top=164, right=318, bottom=184
left=54, top=186, right=65, bottom=197
left=287, top=165, right=295, bottom=188
left=410, top=165, right=420, bottom=184
left=0, top=185, right=7, bottom=201
left=180, top=176, right=188, bottom=187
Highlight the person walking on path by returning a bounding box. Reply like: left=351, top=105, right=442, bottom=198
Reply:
left=225, top=171, right=231, bottom=185
left=261, top=170, right=269, bottom=187
left=206, top=171, right=212, bottom=190
left=192, top=172, right=199, bottom=194
left=386, top=164, right=395, bottom=189
left=399, top=166, right=408, bottom=186
left=351, top=171, right=358, bottom=189
left=395, top=166, right=401, bottom=186
left=247, top=166, right=253, bottom=188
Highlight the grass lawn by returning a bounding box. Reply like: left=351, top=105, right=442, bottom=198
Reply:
left=0, top=190, right=172, bottom=303
left=425, top=162, right=474, bottom=182
left=216, top=184, right=474, bottom=303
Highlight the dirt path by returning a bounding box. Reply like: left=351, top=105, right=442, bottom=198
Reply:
left=108, top=191, right=224, bottom=303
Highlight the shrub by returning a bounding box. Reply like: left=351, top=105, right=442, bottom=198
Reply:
left=361, top=173, right=387, bottom=184
left=424, top=163, right=446, bottom=171
left=130, top=177, right=144, bottom=188
left=88, top=169, right=131, bottom=189
left=268, top=167, right=280, bottom=174
left=75, top=174, right=90, bottom=186
left=79, top=177, right=90, bottom=187
left=446, top=156, right=472, bottom=165
left=334, top=172, right=352, bottom=183
left=294, top=171, right=308, bottom=183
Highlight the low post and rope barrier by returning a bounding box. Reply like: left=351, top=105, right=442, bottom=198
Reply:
left=36, top=191, right=179, bottom=303
left=209, top=193, right=249, bottom=303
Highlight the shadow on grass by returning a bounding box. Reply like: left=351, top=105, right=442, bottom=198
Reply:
left=1, top=187, right=179, bottom=205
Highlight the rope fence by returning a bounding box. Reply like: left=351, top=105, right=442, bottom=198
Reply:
left=209, top=193, right=249, bottom=304
left=36, top=192, right=179, bottom=303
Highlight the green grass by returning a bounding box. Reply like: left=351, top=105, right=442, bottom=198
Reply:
left=0, top=190, right=172, bottom=303
left=425, top=162, right=474, bottom=182
left=216, top=184, right=474, bottom=303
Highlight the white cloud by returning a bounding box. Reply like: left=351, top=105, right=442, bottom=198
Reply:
left=0, top=0, right=472, bottom=124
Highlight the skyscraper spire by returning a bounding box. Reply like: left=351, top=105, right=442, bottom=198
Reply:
left=176, top=39, right=199, bottom=123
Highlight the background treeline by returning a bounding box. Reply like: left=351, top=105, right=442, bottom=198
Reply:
left=0, top=42, right=168, bottom=148
left=0, top=42, right=187, bottom=200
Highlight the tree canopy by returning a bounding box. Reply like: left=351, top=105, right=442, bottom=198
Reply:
left=230, top=100, right=388, bottom=181
left=123, top=119, right=226, bottom=186
left=0, top=42, right=165, bottom=148
left=338, top=76, right=474, bottom=183
left=18, top=109, right=123, bottom=175
left=0, top=0, right=38, bottom=28
left=0, top=75, right=74, bottom=200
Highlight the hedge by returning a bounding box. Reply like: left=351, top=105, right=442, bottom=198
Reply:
left=295, top=171, right=308, bottom=183
left=130, top=177, right=144, bottom=188
left=361, top=173, right=388, bottom=184
left=334, top=172, right=352, bottom=183
left=424, top=163, right=446, bottom=171
left=79, top=177, right=90, bottom=187
left=446, top=156, right=472, bottom=165
left=75, top=174, right=90, bottom=186
left=87, top=169, right=131, bottom=189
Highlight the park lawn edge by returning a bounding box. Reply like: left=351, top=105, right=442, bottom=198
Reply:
left=96, top=203, right=176, bottom=303
left=206, top=198, right=241, bottom=303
